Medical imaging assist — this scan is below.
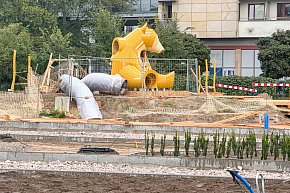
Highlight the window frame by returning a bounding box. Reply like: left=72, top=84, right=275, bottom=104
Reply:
left=248, top=3, right=265, bottom=20
left=277, top=3, right=290, bottom=20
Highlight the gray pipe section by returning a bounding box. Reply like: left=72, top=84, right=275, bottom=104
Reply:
left=60, top=75, right=102, bottom=119
left=82, top=73, right=127, bottom=95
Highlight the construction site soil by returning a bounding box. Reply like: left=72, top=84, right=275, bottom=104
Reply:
left=43, top=93, right=289, bottom=123
left=0, top=172, right=289, bottom=193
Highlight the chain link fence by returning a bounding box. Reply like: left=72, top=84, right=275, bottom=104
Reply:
left=60, top=55, right=198, bottom=95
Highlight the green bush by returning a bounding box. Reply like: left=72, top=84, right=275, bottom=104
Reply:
left=173, top=74, right=277, bottom=96
left=39, top=109, right=65, bottom=118
left=201, top=76, right=276, bottom=96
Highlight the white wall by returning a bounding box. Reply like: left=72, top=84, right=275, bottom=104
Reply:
left=239, top=1, right=290, bottom=37
left=239, top=20, right=290, bottom=37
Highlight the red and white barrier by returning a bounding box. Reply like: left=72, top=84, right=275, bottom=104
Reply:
left=214, top=84, right=257, bottom=93
left=252, top=83, right=290, bottom=87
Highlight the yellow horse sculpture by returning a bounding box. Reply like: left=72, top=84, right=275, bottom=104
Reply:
left=111, top=23, right=175, bottom=89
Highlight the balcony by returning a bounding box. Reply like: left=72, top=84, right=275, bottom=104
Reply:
left=238, top=17, right=290, bottom=37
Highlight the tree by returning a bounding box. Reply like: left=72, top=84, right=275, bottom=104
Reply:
left=89, top=7, right=124, bottom=57
left=35, top=0, right=129, bottom=55
left=149, top=19, right=210, bottom=72
left=35, top=27, right=74, bottom=73
left=257, top=30, right=290, bottom=79
left=0, top=24, right=34, bottom=84
left=0, top=0, right=130, bottom=86
left=0, top=0, right=57, bottom=36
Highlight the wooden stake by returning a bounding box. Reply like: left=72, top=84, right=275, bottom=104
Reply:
left=41, top=53, right=53, bottom=88
left=10, top=49, right=17, bottom=91
left=198, top=65, right=201, bottom=94
left=191, top=68, right=205, bottom=93
left=213, top=58, right=216, bottom=94
left=27, top=54, right=31, bottom=87
left=205, top=59, right=208, bottom=95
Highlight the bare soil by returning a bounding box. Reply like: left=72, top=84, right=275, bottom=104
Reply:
left=0, top=172, right=288, bottom=193
left=41, top=93, right=290, bottom=123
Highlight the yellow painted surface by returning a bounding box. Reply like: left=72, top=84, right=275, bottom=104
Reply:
left=111, top=23, right=174, bottom=89
left=10, top=50, right=16, bottom=91
left=27, top=54, right=31, bottom=87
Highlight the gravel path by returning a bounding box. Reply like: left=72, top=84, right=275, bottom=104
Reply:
left=0, top=160, right=289, bottom=180
left=0, top=130, right=177, bottom=140
left=0, top=142, right=29, bottom=152
left=0, top=130, right=264, bottom=142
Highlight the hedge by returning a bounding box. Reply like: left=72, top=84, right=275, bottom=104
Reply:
left=204, top=76, right=276, bottom=96
left=174, top=75, right=278, bottom=96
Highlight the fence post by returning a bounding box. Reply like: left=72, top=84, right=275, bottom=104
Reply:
left=194, top=59, right=198, bottom=95
left=186, top=59, right=189, bottom=91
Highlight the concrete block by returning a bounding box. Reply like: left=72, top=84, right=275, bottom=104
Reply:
left=207, top=0, right=222, bottom=3
left=191, top=21, right=207, bottom=31
left=7, top=152, right=44, bottom=162
left=222, top=0, right=238, bottom=2
left=207, top=4, right=222, bottom=12
left=207, top=12, right=222, bottom=21
left=143, top=156, right=181, bottom=167
left=97, top=155, right=127, bottom=164
left=207, top=21, right=222, bottom=31
left=178, top=0, right=192, bottom=4
left=179, top=12, right=193, bottom=22
left=192, top=13, right=206, bottom=21
left=192, top=0, right=207, bottom=3
left=191, top=4, right=207, bottom=12
left=222, top=11, right=238, bottom=20
left=206, top=31, right=222, bottom=38
left=55, top=97, right=70, bottom=112
left=222, top=2, right=239, bottom=12
left=194, top=31, right=207, bottom=38
left=222, top=20, right=237, bottom=31
left=177, top=3, right=192, bottom=13
left=0, top=152, right=8, bottom=160
left=222, top=31, right=237, bottom=37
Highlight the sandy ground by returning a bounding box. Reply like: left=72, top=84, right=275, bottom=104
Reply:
left=43, top=93, right=288, bottom=123
left=0, top=172, right=289, bottom=193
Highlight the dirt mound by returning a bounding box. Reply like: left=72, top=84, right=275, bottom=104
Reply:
left=0, top=172, right=287, bottom=193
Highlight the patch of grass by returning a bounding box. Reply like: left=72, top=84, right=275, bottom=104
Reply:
left=219, top=109, right=235, bottom=113
left=124, top=107, right=136, bottom=113
left=163, top=100, right=174, bottom=107
left=39, top=109, right=65, bottom=118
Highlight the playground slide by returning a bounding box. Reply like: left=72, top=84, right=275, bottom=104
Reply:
left=111, top=23, right=175, bottom=89
left=82, top=73, right=127, bottom=95
left=60, top=75, right=102, bottom=119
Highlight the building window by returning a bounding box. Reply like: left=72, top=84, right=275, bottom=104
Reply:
left=248, top=4, right=265, bottom=20
left=277, top=3, right=290, bottom=20
left=210, top=50, right=235, bottom=77
left=124, top=26, right=138, bottom=34
left=241, top=50, right=261, bottom=77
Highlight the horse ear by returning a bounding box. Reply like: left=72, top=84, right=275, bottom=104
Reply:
left=140, top=23, right=148, bottom=33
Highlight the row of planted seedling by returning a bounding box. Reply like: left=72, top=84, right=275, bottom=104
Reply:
left=144, top=130, right=290, bottom=161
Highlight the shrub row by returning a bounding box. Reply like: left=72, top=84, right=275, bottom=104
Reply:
left=145, top=130, right=290, bottom=161
left=174, top=75, right=278, bottom=96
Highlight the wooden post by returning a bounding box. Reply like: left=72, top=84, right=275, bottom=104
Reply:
left=213, top=58, right=216, bottom=94
left=27, top=54, right=31, bottom=87
left=10, top=49, right=17, bottom=91
left=198, top=65, right=201, bottom=94
left=191, top=68, right=205, bottom=93
left=41, top=53, right=53, bottom=88
left=205, top=59, right=208, bottom=95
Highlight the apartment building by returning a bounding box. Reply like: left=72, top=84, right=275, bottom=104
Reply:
left=117, top=0, right=159, bottom=33
left=158, top=0, right=290, bottom=77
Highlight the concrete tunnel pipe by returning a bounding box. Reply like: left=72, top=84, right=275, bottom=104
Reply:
left=60, top=74, right=103, bottom=119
